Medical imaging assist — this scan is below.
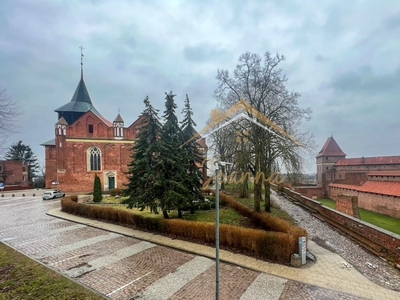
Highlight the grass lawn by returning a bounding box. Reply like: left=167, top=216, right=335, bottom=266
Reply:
left=318, top=198, right=400, bottom=235
left=0, top=243, right=104, bottom=300
left=183, top=208, right=244, bottom=226
left=97, top=193, right=296, bottom=227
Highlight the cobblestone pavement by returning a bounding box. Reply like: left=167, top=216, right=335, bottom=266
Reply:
left=270, top=190, right=400, bottom=291
left=0, top=193, right=372, bottom=299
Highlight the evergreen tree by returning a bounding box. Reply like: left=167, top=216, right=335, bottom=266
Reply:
left=93, top=174, right=102, bottom=203
left=157, top=92, right=190, bottom=219
left=4, top=140, right=39, bottom=182
left=125, top=96, right=162, bottom=212
left=180, top=94, right=204, bottom=214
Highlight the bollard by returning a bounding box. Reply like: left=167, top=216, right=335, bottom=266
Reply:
left=12, top=194, right=15, bottom=197
left=22, top=193, right=25, bottom=197
left=1, top=194, right=4, bottom=197
left=33, top=193, right=35, bottom=196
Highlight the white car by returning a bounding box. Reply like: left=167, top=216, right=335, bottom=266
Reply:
left=42, top=190, right=65, bottom=200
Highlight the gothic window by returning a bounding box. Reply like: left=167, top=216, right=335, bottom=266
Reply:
left=89, top=147, right=101, bottom=171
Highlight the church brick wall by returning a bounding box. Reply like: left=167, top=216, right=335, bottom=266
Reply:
left=49, top=141, right=134, bottom=193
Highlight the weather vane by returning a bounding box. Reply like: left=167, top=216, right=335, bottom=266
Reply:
left=79, top=46, right=84, bottom=67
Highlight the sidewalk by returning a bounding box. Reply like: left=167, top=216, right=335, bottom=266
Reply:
left=48, top=208, right=400, bottom=300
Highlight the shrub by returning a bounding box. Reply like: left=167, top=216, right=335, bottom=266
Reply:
left=70, top=195, right=79, bottom=203
left=93, top=174, right=102, bottom=203
left=60, top=189, right=307, bottom=264
left=110, top=188, right=122, bottom=197
left=200, top=203, right=211, bottom=210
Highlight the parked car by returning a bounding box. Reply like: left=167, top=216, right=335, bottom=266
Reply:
left=42, top=190, right=65, bottom=200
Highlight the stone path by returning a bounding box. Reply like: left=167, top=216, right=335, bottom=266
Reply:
left=1, top=191, right=397, bottom=299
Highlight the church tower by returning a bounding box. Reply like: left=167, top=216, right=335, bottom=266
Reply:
left=316, top=136, right=346, bottom=195
left=54, top=46, right=101, bottom=125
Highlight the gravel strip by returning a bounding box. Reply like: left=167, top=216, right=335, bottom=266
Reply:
left=270, top=190, right=400, bottom=291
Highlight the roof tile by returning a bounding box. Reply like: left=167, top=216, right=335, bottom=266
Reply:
left=329, top=181, right=400, bottom=197
left=336, top=156, right=400, bottom=166
left=316, top=136, right=346, bottom=157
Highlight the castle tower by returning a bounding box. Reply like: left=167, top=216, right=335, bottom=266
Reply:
left=316, top=136, right=346, bottom=195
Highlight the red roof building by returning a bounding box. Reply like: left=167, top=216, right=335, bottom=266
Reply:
left=41, top=64, right=207, bottom=193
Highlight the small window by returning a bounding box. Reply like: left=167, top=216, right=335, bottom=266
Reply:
left=88, top=124, right=94, bottom=134
left=22, top=175, right=26, bottom=182
left=23, top=166, right=26, bottom=172
left=326, top=157, right=328, bottom=160
left=0, top=166, right=3, bottom=172
left=326, top=167, right=329, bottom=170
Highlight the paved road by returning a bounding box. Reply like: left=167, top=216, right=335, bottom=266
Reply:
left=0, top=195, right=366, bottom=299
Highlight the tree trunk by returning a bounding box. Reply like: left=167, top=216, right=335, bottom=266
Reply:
left=254, top=182, right=261, bottom=212
left=190, top=200, right=195, bottom=214
left=264, top=181, right=271, bottom=212
left=162, top=209, right=170, bottom=219
left=239, top=181, right=249, bottom=198
left=178, top=208, right=182, bottom=218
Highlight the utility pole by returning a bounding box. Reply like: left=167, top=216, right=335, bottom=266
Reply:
left=214, top=161, right=232, bottom=300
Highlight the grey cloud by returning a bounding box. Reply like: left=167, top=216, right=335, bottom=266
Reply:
left=326, top=65, right=400, bottom=95
left=184, top=44, right=228, bottom=63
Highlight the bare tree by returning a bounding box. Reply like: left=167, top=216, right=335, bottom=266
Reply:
left=215, top=52, right=315, bottom=212
left=0, top=89, right=20, bottom=156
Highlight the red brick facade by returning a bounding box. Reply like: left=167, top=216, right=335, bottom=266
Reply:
left=44, top=111, right=141, bottom=193
left=42, top=73, right=207, bottom=193
left=0, top=160, right=30, bottom=188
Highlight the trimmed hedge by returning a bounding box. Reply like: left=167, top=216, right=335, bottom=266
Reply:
left=61, top=191, right=307, bottom=264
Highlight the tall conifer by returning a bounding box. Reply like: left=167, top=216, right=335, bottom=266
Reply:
left=181, top=94, right=204, bottom=213
left=125, top=96, right=162, bottom=212
left=157, top=92, right=190, bottom=218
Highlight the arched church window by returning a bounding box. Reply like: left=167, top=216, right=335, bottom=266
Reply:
left=89, top=147, right=101, bottom=171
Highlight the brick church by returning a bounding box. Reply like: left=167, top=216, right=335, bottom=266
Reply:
left=41, top=65, right=207, bottom=193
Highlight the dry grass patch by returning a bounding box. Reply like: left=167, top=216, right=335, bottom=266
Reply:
left=0, top=243, right=104, bottom=299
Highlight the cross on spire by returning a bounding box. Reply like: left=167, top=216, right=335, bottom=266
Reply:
left=79, top=46, right=84, bottom=79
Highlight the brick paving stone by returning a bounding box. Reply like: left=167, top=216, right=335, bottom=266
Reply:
left=79, top=245, right=196, bottom=298
left=279, top=281, right=368, bottom=300
left=43, top=235, right=143, bottom=271
left=169, top=263, right=260, bottom=300
left=240, top=273, right=287, bottom=300
left=36, top=231, right=119, bottom=259
left=64, top=241, right=156, bottom=278
left=137, top=256, right=215, bottom=300
left=1, top=195, right=383, bottom=300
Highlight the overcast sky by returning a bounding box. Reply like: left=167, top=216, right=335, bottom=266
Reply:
left=1, top=0, right=400, bottom=174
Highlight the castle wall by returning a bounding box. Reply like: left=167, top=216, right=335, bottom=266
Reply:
left=329, top=185, right=400, bottom=219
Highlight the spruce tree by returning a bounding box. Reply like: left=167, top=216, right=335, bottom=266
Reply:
left=157, top=92, right=190, bottom=218
left=125, top=96, right=162, bottom=212
left=93, top=174, right=102, bottom=203
left=180, top=94, right=205, bottom=213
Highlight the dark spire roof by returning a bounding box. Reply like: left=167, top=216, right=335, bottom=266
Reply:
left=114, top=113, right=124, bottom=123
left=316, top=136, right=346, bottom=158
left=54, top=75, right=100, bottom=114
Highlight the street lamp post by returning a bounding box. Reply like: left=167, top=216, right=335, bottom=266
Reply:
left=214, top=161, right=232, bottom=300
